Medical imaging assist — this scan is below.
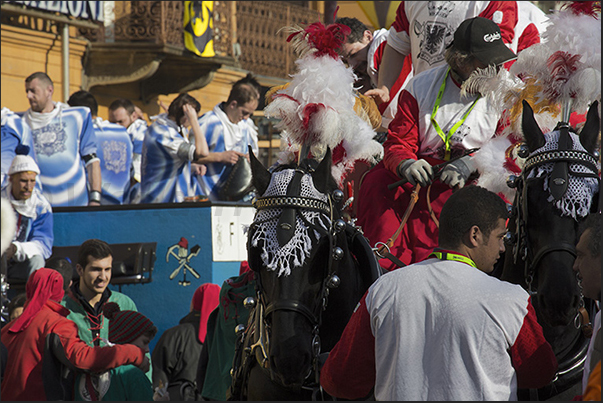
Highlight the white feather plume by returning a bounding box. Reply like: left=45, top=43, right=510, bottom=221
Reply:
left=1, top=197, right=16, bottom=256
left=473, top=135, right=517, bottom=202
left=265, top=39, right=383, bottom=185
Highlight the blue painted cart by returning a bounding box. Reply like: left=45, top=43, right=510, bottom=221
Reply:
left=51, top=201, right=255, bottom=351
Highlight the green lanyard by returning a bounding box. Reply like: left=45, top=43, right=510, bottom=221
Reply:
left=429, top=250, right=477, bottom=268
left=431, top=67, right=481, bottom=160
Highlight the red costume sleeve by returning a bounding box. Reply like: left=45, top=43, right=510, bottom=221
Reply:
left=320, top=293, right=376, bottom=400
left=390, top=2, right=409, bottom=34
left=56, top=317, right=145, bottom=372
left=382, top=89, right=420, bottom=175
left=480, top=1, right=518, bottom=44
left=517, top=23, right=541, bottom=53
left=509, top=298, right=558, bottom=389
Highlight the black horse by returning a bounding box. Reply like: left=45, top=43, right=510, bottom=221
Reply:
left=228, top=148, right=381, bottom=400
left=501, top=100, right=600, bottom=400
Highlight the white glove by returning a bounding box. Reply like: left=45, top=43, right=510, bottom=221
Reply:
left=398, top=159, right=433, bottom=187
left=439, top=155, right=476, bottom=188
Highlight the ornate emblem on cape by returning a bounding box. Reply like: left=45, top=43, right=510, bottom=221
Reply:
left=33, top=122, right=67, bottom=157
left=101, top=140, right=128, bottom=173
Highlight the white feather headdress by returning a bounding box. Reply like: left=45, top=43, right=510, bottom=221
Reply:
left=264, top=20, right=383, bottom=186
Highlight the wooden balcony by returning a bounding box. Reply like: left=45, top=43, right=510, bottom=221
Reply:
left=232, top=1, right=322, bottom=78
left=77, top=1, right=323, bottom=96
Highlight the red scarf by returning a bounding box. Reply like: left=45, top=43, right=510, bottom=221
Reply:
left=191, top=283, right=221, bottom=343
left=9, top=268, right=64, bottom=333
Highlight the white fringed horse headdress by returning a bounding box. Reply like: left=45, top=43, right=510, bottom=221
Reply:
left=463, top=1, right=601, bottom=204
left=264, top=17, right=383, bottom=187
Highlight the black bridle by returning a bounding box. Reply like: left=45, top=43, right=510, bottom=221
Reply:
left=507, top=125, right=599, bottom=295
left=504, top=125, right=599, bottom=398
left=231, top=175, right=347, bottom=399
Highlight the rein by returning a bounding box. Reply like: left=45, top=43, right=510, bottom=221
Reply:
left=379, top=149, right=479, bottom=268
left=374, top=183, right=422, bottom=267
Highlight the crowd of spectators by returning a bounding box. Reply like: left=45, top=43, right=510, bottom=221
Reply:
left=0, top=2, right=600, bottom=401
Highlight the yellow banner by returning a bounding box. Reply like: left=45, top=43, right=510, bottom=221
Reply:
left=183, top=1, right=215, bottom=57
left=356, top=1, right=401, bottom=30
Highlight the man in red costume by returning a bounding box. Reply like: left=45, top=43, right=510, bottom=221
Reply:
left=356, top=16, right=516, bottom=271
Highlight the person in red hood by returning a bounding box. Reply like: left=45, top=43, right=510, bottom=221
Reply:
left=152, top=282, right=221, bottom=400
left=1, top=267, right=149, bottom=400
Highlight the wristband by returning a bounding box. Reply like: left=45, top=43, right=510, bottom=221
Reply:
left=89, top=190, right=101, bottom=204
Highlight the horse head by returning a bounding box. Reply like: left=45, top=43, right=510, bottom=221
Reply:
left=246, top=147, right=360, bottom=390
left=504, top=100, right=600, bottom=329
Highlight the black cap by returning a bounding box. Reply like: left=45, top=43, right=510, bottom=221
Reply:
left=452, top=17, right=517, bottom=66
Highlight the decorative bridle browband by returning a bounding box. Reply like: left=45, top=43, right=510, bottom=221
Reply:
left=254, top=196, right=331, bottom=215
left=523, top=149, right=598, bottom=175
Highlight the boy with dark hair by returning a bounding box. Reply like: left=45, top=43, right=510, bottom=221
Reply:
left=6, top=293, right=26, bottom=322
left=61, top=239, right=138, bottom=347
left=321, top=186, right=557, bottom=400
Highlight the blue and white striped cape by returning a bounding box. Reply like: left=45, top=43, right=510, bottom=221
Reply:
left=140, top=113, right=196, bottom=204
left=21, top=103, right=97, bottom=207
left=196, top=103, right=258, bottom=201
left=127, top=118, right=147, bottom=183
left=93, top=117, right=133, bottom=205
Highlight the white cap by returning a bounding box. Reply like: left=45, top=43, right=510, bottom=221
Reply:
left=8, top=154, right=40, bottom=175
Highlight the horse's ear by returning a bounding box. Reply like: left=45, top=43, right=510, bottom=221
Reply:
left=521, top=100, right=545, bottom=152
left=249, top=146, right=271, bottom=196
left=311, top=147, right=333, bottom=195
left=578, top=100, right=600, bottom=154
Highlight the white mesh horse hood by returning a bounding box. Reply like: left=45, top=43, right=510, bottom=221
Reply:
left=526, top=129, right=599, bottom=220
left=250, top=168, right=331, bottom=277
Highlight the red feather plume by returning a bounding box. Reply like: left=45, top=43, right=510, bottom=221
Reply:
left=544, top=51, right=583, bottom=99
left=562, top=1, right=601, bottom=17
left=286, top=21, right=351, bottom=59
